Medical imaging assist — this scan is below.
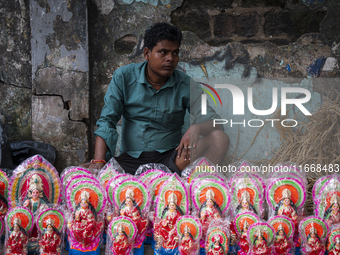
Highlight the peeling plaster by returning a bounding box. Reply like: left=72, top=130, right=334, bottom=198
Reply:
left=322, top=57, right=339, bottom=71
left=58, top=45, right=88, bottom=71
left=30, top=0, right=87, bottom=79
left=93, top=0, right=115, bottom=15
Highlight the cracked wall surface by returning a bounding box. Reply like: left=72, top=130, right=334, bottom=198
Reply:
left=0, top=0, right=31, bottom=88
left=30, top=0, right=89, bottom=171
left=32, top=96, right=88, bottom=169
left=0, top=85, right=31, bottom=142
left=0, top=0, right=32, bottom=143
left=2, top=0, right=340, bottom=169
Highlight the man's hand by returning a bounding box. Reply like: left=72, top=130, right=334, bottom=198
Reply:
left=176, top=124, right=201, bottom=161
left=79, top=162, right=104, bottom=171
left=88, top=162, right=105, bottom=170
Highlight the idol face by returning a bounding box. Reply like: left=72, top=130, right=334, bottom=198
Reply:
left=207, top=199, right=214, bottom=207
left=169, top=202, right=176, bottom=210
left=81, top=199, right=88, bottom=208
left=47, top=225, right=53, bottom=233
left=283, top=198, right=290, bottom=206
left=32, top=189, right=40, bottom=200
left=126, top=198, right=133, bottom=207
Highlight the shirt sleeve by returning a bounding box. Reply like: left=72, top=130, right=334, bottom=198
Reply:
left=187, top=79, right=224, bottom=131
left=94, top=72, right=124, bottom=160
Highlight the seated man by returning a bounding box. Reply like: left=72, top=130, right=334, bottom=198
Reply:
left=88, top=22, right=229, bottom=174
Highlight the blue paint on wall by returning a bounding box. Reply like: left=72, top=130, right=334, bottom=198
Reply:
left=307, top=58, right=326, bottom=77
left=285, top=64, right=291, bottom=72
left=301, top=0, right=324, bottom=8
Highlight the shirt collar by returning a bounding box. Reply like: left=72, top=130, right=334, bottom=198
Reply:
left=137, top=61, right=176, bottom=90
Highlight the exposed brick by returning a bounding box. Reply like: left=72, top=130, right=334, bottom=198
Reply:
left=171, top=10, right=212, bottom=42
left=175, top=0, right=233, bottom=10
left=241, top=0, right=286, bottom=8
left=213, top=13, right=260, bottom=45
left=171, top=0, right=234, bottom=46
left=214, top=15, right=234, bottom=37
left=264, top=10, right=326, bottom=39
left=115, top=34, right=138, bottom=55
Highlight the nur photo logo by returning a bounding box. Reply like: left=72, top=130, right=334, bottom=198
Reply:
left=199, top=83, right=312, bottom=128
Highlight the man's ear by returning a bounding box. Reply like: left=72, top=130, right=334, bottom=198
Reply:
left=143, top=47, right=150, bottom=61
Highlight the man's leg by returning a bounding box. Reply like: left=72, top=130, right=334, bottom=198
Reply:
left=175, top=130, right=229, bottom=171
left=115, top=151, right=176, bottom=175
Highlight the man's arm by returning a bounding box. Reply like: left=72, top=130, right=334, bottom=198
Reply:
left=89, top=136, right=108, bottom=169
left=90, top=72, right=124, bottom=169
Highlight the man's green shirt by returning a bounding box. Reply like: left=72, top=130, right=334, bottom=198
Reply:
left=95, top=61, right=222, bottom=160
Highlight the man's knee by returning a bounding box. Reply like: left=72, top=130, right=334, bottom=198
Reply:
left=209, top=130, right=229, bottom=149
left=174, top=153, right=191, bottom=171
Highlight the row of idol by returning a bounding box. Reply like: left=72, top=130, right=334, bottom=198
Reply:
left=0, top=155, right=338, bottom=255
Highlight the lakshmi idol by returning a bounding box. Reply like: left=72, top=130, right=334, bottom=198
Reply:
left=38, top=218, right=62, bottom=255
left=274, top=189, right=298, bottom=226
left=0, top=195, right=8, bottom=219
left=179, top=225, right=195, bottom=255
left=68, top=191, right=103, bottom=249
left=6, top=218, right=29, bottom=255
left=235, top=191, right=257, bottom=215
left=22, top=174, right=50, bottom=214
left=0, top=169, right=8, bottom=220
left=155, top=192, right=184, bottom=250
left=273, top=225, right=290, bottom=255
left=250, top=229, right=271, bottom=255
left=207, top=235, right=225, bottom=255
left=199, top=189, right=222, bottom=234
left=108, top=216, right=137, bottom=255
left=119, top=188, right=147, bottom=238
left=324, top=194, right=340, bottom=226
left=111, top=225, right=130, bottom=255
left=304, top=225, right=326, bottom=255
left=329, top=236, right=340, bottom=255
left=238, top=221, right=250, bottom=255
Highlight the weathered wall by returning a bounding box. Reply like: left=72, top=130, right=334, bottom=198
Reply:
left=0, top=0, right=31, bottom=142
left=0, top=0, right=89, bottom=172
left=89, top=0, right=340, bottom=163
left=30, top=0, right=89, bottom=171
left=1, top=0, right=340, bottom=170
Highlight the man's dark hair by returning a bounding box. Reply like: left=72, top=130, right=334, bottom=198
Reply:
left=144, top=22, right=182, bottom=51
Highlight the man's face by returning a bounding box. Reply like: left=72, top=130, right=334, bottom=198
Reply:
left=143, top=40, right=180, bottom=80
